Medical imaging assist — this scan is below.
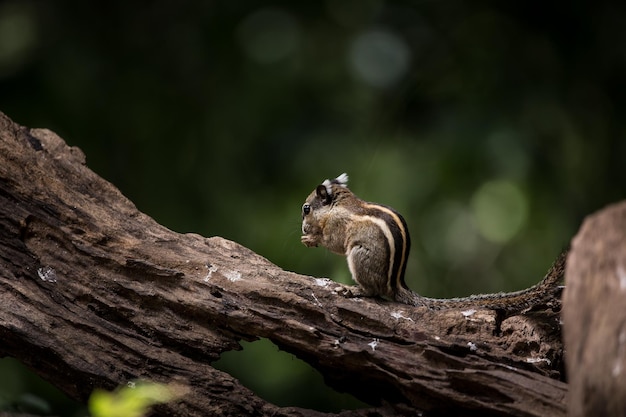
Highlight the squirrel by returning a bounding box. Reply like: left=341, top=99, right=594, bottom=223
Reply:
left=301, top=173, right=565, bottom=332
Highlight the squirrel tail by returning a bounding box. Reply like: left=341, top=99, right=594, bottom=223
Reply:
left=398, top=249, right=567, bottom=313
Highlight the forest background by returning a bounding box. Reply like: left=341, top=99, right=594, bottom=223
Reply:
left=0, top=0, right=624, bottom=415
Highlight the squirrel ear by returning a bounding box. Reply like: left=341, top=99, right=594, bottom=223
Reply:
left=335, top=173, right=349, bottom=187
left=316, top=184, right=332, bottom=204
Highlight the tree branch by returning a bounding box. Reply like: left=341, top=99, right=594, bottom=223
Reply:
left=0, top=112, right=566, bottom=416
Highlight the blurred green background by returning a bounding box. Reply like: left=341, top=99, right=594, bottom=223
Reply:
left=0, top=0, right=624, bottom=414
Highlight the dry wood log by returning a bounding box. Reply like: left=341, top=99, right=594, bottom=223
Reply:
left=564, top=201, right=626, bottom=417
left=0, top=111, right=566, bottom=416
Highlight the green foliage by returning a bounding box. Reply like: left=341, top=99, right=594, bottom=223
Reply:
left=89, top=382, right=177, bottom=417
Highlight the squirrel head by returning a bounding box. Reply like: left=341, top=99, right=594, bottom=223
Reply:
left=301, top=173, right=351, bottom=235
left=302, top=173, right=349, bottom=214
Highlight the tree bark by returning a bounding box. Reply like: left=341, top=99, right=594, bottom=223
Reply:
left=0, top=111, right=566, bottom=416
left=564, top=201, right=626, bottom=417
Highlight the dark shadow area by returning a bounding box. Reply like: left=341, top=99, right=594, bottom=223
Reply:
left=0, top=357, right=85, bottom=416
left=213, top=338, right=366, bottom=412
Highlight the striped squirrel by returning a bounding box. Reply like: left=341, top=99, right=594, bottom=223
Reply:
left=301, top=173, right=565, bottom=331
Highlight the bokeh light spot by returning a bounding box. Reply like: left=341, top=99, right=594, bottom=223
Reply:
left=349, top=29, right=410, bottom=88
left=471, top=179, right=528, bottom=243
left=0, top=4, right=37, bottom=77
left=237, top=8, right=300, bottom=65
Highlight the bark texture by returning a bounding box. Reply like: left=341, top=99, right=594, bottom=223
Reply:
left=0, top=111, right=567, bottom=416
left=564, top=201, right=626, bottom=417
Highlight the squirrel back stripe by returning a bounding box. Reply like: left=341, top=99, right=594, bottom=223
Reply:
left=361, top=203, right=411, bottom=294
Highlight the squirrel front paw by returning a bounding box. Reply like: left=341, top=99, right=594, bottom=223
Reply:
left=301, top=235, right=319, bottom=247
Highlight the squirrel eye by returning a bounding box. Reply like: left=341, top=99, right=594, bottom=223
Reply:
left=302, top=203, right=311, bottom=215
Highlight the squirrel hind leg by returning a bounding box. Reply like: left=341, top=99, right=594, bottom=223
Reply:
left=346, top=244, right=392, bottom=299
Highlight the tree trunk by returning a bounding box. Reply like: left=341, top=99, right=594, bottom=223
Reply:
left=0, top=111, right=566, bottom=416
left=564, top=201, right=626, bottom=417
